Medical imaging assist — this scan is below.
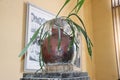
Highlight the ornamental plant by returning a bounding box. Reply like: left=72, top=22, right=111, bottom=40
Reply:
left=19, top=0, right=93, bottom=71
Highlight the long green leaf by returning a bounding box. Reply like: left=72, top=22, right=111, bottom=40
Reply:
left=76, top=0, right=85, bottom=14
left=57, top=24, right=61, bottom=50
left=66, top=17, right=92, bottom=57
left=69, top=0, right=84, bottom=14
left=71, top=21, right=93, bottom=57
left=56, top=0, right=70, bottom=17
left=67, top=14, right=93, bottom=57
left=18, top=27, right=40, bottom=57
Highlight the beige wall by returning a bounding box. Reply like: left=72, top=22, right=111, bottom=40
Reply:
left=0, top=0, right=23, bottom=79
left=92, top=0, right=118, bottom=80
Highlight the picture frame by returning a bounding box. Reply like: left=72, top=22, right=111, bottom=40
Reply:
left=24, top=2, right=55, bottom=72
left=24, top=2, right=82, bottom=72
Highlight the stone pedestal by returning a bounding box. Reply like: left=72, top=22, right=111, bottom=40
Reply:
left=20, top=72, right=90, bottom=80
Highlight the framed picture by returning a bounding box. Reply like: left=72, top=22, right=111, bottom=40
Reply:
left=24, top=3, right=55, bottom=72
left=24, top=2, right=82, bottom=72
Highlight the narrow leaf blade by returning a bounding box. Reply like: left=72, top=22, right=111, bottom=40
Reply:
left=18, top=28, right=40, bottom=57
left=56, top=0, right=70, bottom=17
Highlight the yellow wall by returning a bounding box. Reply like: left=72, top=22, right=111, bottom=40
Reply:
left=92, top=0, right=118, bottom=80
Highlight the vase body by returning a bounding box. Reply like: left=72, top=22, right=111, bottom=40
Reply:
left=41, top=18, right=74, bottom=64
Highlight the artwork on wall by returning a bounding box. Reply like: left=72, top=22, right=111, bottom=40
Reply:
left=24, top=2, right=82, bottom=72
left=24, top=3, right=55, bottom=72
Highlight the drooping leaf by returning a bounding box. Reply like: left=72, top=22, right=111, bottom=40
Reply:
left=68, top=13, right=86, bottom=31
left=67, top=13, right=93, bottom=57
left=71, top=20, right=93, bottom=57
left=18, top=27, right=40, bottom=57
